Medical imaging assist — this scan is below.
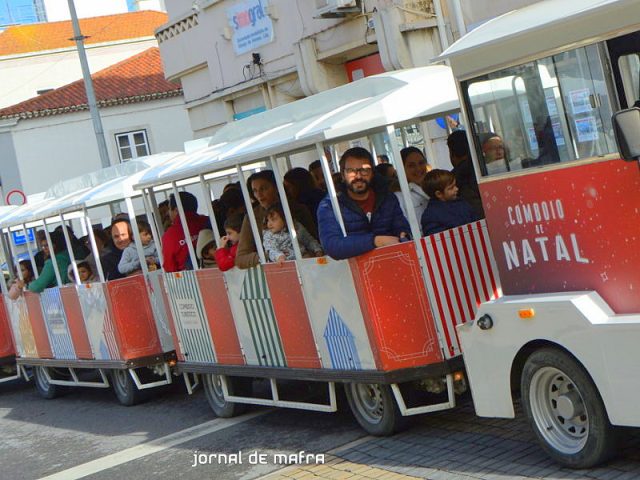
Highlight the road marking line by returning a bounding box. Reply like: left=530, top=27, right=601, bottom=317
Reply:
left=39, top=410, right=269, bottom=480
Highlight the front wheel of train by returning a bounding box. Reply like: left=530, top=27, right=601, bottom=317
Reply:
left=203, top=374, right=248, bottom=418
left=34, top=366, right=63, bottom=399
left=111, top=369, right=147, bottom=406
left=521, top=348, right=617, bottom=468
left=345, top=382, right=406, bottom=436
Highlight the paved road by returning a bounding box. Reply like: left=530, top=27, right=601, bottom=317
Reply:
left=2, top=377, right=640, bottom=480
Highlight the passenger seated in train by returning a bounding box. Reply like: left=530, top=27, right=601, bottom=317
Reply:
left=23, top=230, right=71, bottom=293
left=317, top=147, right=410, bottom=260
left=196, top=229, right=216, bottom=269
left=8, top=260, right=34, bottom=300
left=374, top=163, right=396, bottom=180
left=77, top=261, right=96, bottom=283
left=117, top=221, right=159, bottom=275
left=214, top=214, right=242, bottom=271
left=162, top=192, right=210, bottom=273
left=284, top=167, right=326, bottom=220
left=480, top=132, right=508, bottom=176
left=390, top=146, right=431, bottom=231
left=101, top=217, right=133, bottom=281
left=447, top=130, right=483, bottom=218
left=420, top=169, right=478, bottom=236
left=308, top=160, right=327, bottom=192
left=262, top=203, right=323, bottom=264
left=234, top=170, right=317, bottom=269
left=34, top=230, right=48, bottom=273
left=55, top=225, right=90, bottom=261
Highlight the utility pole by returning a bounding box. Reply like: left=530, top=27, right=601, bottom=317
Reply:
left=67, top=0, right=111, bottom=169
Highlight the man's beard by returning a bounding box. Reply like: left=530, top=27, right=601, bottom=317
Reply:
left=346, top=178, right=370, bottom=194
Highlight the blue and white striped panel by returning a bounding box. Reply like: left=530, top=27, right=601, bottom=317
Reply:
left=146, top=271, right=175, bottom=353
left=76, top=284, right=114, bottom=360
left=40, top=288, right=76, bottom=360
left=164, top=271, right=216, bottom=364
left=324, top=307, right=362, bottom=370
left=297, top=257, right=376, bottom=370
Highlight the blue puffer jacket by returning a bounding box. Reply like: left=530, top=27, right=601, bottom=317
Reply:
left=317, top=177, right=410, bottom=260
left=421, top=198, right=478, bottom=236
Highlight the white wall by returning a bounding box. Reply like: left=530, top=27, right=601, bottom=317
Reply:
left=0, top=39, right=159, bottom=108
left=43, top=0, right=129, bottom=22
left=6, top=97, right=192, bottom=195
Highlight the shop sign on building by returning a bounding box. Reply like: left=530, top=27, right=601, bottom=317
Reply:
left=226, top=0, right=274, bottom=55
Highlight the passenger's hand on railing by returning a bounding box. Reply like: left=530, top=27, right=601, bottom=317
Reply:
left=374, top=235, right=400, bottom=248
left=277, top=255, right=286, bottom=265
left=15, top=279, right=25, bottom=290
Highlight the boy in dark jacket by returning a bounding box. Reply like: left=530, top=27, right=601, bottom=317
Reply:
left=317, top=147, right=410, bottom=260
left=421, top=169, right=478, bottom=236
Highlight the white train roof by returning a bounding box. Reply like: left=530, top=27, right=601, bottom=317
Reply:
left=439, top=0, right=640, bottom=80
left=135, top=65, right=459, bottom=188
left=0, top=153, right=181, bottom=228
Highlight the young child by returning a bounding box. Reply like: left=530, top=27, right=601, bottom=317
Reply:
left=421, top=169, right=478, bottom=236
left=262, top=203, right=323, bottom=264
left=196, top=229, right=217, bottom=269
left=214, top=214, right=243, bottom=271
left=77, top=261, right=96, bottom=283
left=118, top=221, right=159, bottom=275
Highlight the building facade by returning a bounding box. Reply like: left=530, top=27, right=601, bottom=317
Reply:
left=156, top=0, right=542, bottom=141
left=0, top=48, right=192, bottom=196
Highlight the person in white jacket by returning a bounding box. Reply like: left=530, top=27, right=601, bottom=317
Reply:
left=393, top=146, right=431, bottom=234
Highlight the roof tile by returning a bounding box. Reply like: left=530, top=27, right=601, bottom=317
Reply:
left=0, top=10, right=167, bottom=56
left=0, top=47, right=182, bottom=119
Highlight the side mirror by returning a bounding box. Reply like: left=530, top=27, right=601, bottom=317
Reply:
left=612, top=107, right=640, bottom=161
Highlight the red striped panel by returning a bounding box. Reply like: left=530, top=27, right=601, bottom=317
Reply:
left=196, top=269, right=244, bottom=365
left=59, top=286, right=94, bottom=360
left=421, top=220, right=502, bottom=358
left=24, top=291, right=53, bottom=359
left=0, top=296, right=15, bottom=359
left=264, top=262, right=321, bottom=369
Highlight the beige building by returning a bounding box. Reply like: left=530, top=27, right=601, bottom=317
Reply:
left=156, top=0, right=541, bottom=141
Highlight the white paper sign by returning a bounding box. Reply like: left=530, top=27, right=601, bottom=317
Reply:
left=227, top=0, right=274, bottom=55
left=176, top=298, right=202, bottom=330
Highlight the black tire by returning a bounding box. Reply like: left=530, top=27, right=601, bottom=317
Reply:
left=521, top=347, right=617, bottom=468
left=34, top=366, right=63, bottom=399
left=345, top=382, right=406, bottom=436
left=203, top=374, right=250, bottom=418
left=111, top=369, right=147, bottom=406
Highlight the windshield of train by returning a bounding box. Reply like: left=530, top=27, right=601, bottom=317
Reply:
left=463, top=44, right=618, bottom=177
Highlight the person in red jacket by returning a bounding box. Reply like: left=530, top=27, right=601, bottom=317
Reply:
left=162, top=192, right=210, bottom=272
left=214, top=214, right=243, bottom=271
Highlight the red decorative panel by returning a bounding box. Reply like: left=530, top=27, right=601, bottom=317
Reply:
left=350, top=242, right=443, bottom=371
left=24, top=291, right=53, bottom=359
left=0, top=296, right=15, bottom=359
left=59, top=286, right=93, bottom=360
left=481, top=158, right=640, bottom=314
left=196, top=269, right=244, bottom=365
left=264, top=262, right=321, bottom=369
left=105, top=276, right=161, bottom=361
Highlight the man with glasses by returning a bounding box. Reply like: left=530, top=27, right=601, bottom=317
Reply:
left=317, top=147, right=410, bottom=260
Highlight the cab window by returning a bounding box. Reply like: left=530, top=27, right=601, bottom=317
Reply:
left=463, top=44, right=617, bottom=176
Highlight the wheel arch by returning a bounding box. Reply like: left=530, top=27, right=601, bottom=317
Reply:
left=509, top=339, right=612, bottom=422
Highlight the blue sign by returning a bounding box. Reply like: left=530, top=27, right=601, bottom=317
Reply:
left=12, top=228, right=34, bottom=246
left=227, top=0, right=274, bottom=55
